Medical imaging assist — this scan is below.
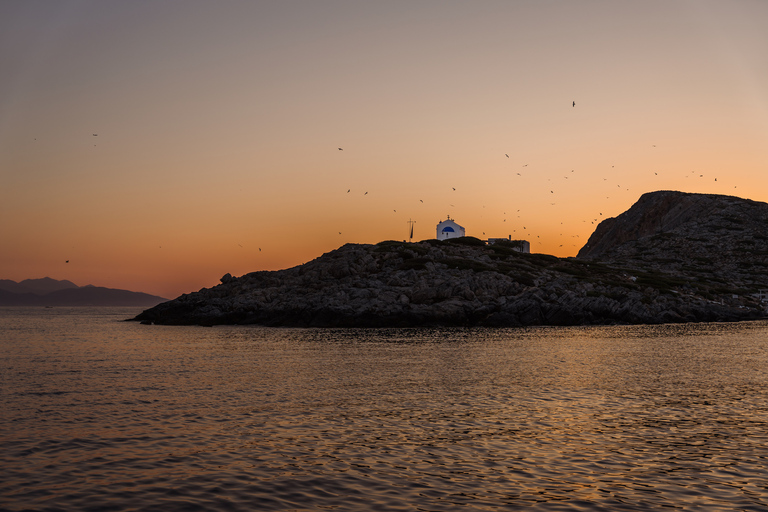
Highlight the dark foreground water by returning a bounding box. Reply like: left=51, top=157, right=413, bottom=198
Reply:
left=2, top=308, right=768, bottom=511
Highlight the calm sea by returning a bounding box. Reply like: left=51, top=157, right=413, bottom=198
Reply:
left=2, top=307, right=768, bottom=511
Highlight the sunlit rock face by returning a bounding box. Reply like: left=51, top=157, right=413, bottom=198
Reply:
left=132, top=197, right=768, bottom=327
left=578, top=190, right=768, bottom=292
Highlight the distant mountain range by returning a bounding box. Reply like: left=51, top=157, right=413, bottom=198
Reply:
left=0, top=278, right=168, bottom=307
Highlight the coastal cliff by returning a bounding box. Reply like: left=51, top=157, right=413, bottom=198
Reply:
left=133, top=191, right=768, bottom=327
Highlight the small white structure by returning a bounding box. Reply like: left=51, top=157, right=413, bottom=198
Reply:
left=487, top=236, right=530, bottom=253
left=436, top=216, right=465, bottom=240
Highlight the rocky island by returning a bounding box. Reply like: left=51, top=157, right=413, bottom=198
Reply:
left=133, top=191, right=768, bottom=327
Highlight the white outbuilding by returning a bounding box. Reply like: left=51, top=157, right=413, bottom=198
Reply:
left=436, top=216, right=465, bottom=240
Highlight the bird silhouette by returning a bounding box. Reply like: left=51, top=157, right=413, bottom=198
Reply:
left=505, top=154, right=509, bottom=158
left=364, top=191, right=368, bottom=195
left=338, top=148, right=343, bottom=151
left=420, top=199, right=423, bottom=203
left=347, top=189, right=350, bottom=193
left=572, top=101, right=575, bottom=107
left=65, top=260, right=69, bottom=263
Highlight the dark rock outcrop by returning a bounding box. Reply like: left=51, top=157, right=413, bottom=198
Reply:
left=133, top=192, right=768, bottom=328
left=578, top=190, right=768, bottom=292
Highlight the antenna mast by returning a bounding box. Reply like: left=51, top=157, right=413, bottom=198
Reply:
left=407, top=219, right=416, bottom=242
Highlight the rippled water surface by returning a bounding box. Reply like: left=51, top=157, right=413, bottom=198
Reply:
left=3, top=307, right=768, bottom=511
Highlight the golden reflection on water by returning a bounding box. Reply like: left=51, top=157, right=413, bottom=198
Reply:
left=2, top=310, right=768, bottom=510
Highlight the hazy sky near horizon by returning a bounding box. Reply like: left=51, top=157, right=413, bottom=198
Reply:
left=2, top=0, right=767, bottom=298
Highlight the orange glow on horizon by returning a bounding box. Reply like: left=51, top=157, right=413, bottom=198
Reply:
left=2, top=2, right=767, bottom=299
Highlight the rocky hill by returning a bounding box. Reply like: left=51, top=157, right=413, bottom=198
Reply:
left=578, top=190, right=768, bottom=292
left=133, top=192, right=768, bottom=327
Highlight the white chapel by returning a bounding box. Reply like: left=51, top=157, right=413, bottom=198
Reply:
left=436, top=216, right=465, bottom=240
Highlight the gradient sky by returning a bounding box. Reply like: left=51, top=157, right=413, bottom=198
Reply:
left=2, top=1, right=767, bottom=299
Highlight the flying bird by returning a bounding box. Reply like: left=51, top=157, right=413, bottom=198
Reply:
left=364, top=191, right=368, bottom=195
left=92, top=134, right=97, bottom=136
left=505, top=154, right=509, bottom=158
left=347, top=189, right=350, bottom=193
left=572, top=101, right=575, bottom=107
left=420, top=199, right=423, bottom=203
left=338, top=148, right=343, bottom=151
left=65, top=260, right=69, bottom=263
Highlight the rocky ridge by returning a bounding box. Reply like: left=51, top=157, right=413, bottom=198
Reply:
left=579, top=190, right=768, bottom=292
left=133, top=191, right=768, bottom=327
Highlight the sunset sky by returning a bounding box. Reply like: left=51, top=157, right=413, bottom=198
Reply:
left=2, top=1, right=767, bottom=299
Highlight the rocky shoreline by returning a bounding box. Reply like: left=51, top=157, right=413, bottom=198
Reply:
left=131, top=245, right=765, bottom=328
left=132, top=191, right=768, bottom=327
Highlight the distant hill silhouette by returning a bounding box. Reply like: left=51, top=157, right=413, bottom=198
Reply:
left=0, top=278, right=167, bottom=307
left=0, top=277, right=78, bottom=295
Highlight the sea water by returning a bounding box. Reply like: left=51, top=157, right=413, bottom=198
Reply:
left=2, top=307, right=768, bottom=511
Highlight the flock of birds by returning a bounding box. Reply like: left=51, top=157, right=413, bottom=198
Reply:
left=330, top=103, right=734, bottom=253
left=61, top=105, right=735, bottom=264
